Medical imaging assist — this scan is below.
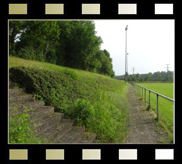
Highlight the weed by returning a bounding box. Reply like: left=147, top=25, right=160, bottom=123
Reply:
left=146, top=104, right=150, bottom=111
left=9, top=106, right=47, bottom=143
left=32, top=93, right=44, bottom=101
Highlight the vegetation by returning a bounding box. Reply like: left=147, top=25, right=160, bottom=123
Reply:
left=9, top=57, right=129, bottom=143
left=115, top=71, right=173, bottom=82
left=9, top=107, right=48, bottom=143
left=135, top=83, right=173, bottom=142
left=9, top=20, right=114, bottom=77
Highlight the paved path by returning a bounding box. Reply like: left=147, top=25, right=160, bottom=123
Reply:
left=125, top=84, right=168, bottom=144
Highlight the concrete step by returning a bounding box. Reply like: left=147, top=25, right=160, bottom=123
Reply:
left=58, top=126, right=85, bottom=143
left=9, top=88, right=24, bottom=98
left=35, top=112, right=64, bottom=135
left=8, top=86, right=96, bottom=144
left=9, top=94, right=33, bottom=104
left=9, top=100, right=45, bottom=117
left=77, top=132, right=97, bottom=143
left=41, top=119, right=74, bottom=143
left=29, top=106, right=55, bottom=121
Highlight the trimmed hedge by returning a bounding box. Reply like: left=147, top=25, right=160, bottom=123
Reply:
left=9, top=66, right=80, bottom=112
left=9, top=66, right=129, bottom=142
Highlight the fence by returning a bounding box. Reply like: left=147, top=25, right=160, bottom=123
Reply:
left=130, top=82, right=174, bottom=120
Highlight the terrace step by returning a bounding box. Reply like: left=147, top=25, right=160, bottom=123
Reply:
left=58, top=126, right=85, bottom=143
left=9, top=86, right=96, bottom=144
left=9, top=100, right=45, bottom=117
left=40, top=119, right=74, bottom=143
left=9, top=88, right=24, bottom=98
left=29, top=106, right=55, bottom=121
left=76, top=132, right=97, bottom=144
left=35, top=112, right=64, bottom=134
left=9, top=94, right=33, bottom=104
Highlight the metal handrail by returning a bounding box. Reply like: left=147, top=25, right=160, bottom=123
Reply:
left=134, top=83, right=174, bottom=102
left=130, top=82, right=174, bottom=120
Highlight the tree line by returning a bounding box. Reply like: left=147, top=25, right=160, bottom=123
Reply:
left=9, top=21, right=115, bottom=77
left=115, top=71, right=173, bottom=82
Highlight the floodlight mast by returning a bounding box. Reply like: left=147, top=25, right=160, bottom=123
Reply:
left=127, top=53, right=129, bottom=81
left=125, top=25, right=128, bottom=83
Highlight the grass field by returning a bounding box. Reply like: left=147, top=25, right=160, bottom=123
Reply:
left=135, top=83, right=174, bottom=140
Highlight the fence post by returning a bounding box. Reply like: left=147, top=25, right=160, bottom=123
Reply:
left=145, top=88, right=146, bottom=102
left=149, top=91, right=150, bottom=108
left=157, top=94, right=159, bottom=120
left=142, top=87, right=143, bottom=100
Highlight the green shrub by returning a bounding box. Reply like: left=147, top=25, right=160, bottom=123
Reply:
left=67, top=99, right=94, bottom=127
left=9, top=107, right=47, bottom=143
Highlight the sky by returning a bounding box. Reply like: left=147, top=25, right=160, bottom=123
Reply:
left=93, top=20, right=174, bottom=76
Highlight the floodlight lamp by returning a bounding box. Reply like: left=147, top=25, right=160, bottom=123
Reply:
left=125, top=25, right=128, bottom=31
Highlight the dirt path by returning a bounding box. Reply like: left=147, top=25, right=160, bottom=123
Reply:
left=125, top=84, right=168, bottom=144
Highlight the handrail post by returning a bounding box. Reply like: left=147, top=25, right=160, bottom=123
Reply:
left=157, top=94, right=159, bottom=120
left=142, top=87, right=143, bottom=100
left=149, top=90, right=151, bottom=109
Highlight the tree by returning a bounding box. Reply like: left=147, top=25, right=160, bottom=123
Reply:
left=128, top=75, right=134, bottom=81
left=95, top=50, right=115, bottom=77
left=12, top=21, right=61, bottom=62
left=169, top=74, right=173, bottom=81
left=57, top=21, right=103, bottom=70
left=136, top=73, right=140, bottom=80
left=9, top=21, right=26, bottom=54
left=157, top=74, right=162, bottom=81
left=147, top=72, right=152, bottom=81
left=9, top=21, right=115, bottom=77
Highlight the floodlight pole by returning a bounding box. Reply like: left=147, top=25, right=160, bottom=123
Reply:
left=127, top=53, right=129, bottom=81
left=125, top=25, right=128, bottom=83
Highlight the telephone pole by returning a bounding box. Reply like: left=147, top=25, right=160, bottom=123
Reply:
left=125, top=25, right=128, bottom=83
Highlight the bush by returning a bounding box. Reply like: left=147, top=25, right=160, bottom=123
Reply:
left=67, top=99, right=94, bottom=127
left=9, top=107, right=47, bottom=143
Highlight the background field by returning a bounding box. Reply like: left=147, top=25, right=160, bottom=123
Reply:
left=136, top=83, right=174, bottom=140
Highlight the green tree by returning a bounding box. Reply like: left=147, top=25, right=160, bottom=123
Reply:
left=9, top=21, right=26, bottom=54
left=136, top=73, right=140, bottom=80
left=15, top=21, right=61, bottom=62
left=57, top=21, right=102, bottom=70
left=9, top=21, right=115, bottom=77
left=147, top=72, right=152, bottom=81
left=158, top=74, right=162, bottom=81
left=96, top=50, right=114, bottom=77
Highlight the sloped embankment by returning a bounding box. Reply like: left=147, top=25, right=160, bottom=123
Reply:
left=9, top=60, right=129, bottom=143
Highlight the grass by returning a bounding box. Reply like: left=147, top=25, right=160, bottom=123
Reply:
left=9, top=56, right=129, bottom=143
left=9, top=56, right=113, bottom=80
left=135, top=82, right=174, bottom=141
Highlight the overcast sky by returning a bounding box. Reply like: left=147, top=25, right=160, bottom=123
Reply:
left=94, top=20, right=174, bottom=76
